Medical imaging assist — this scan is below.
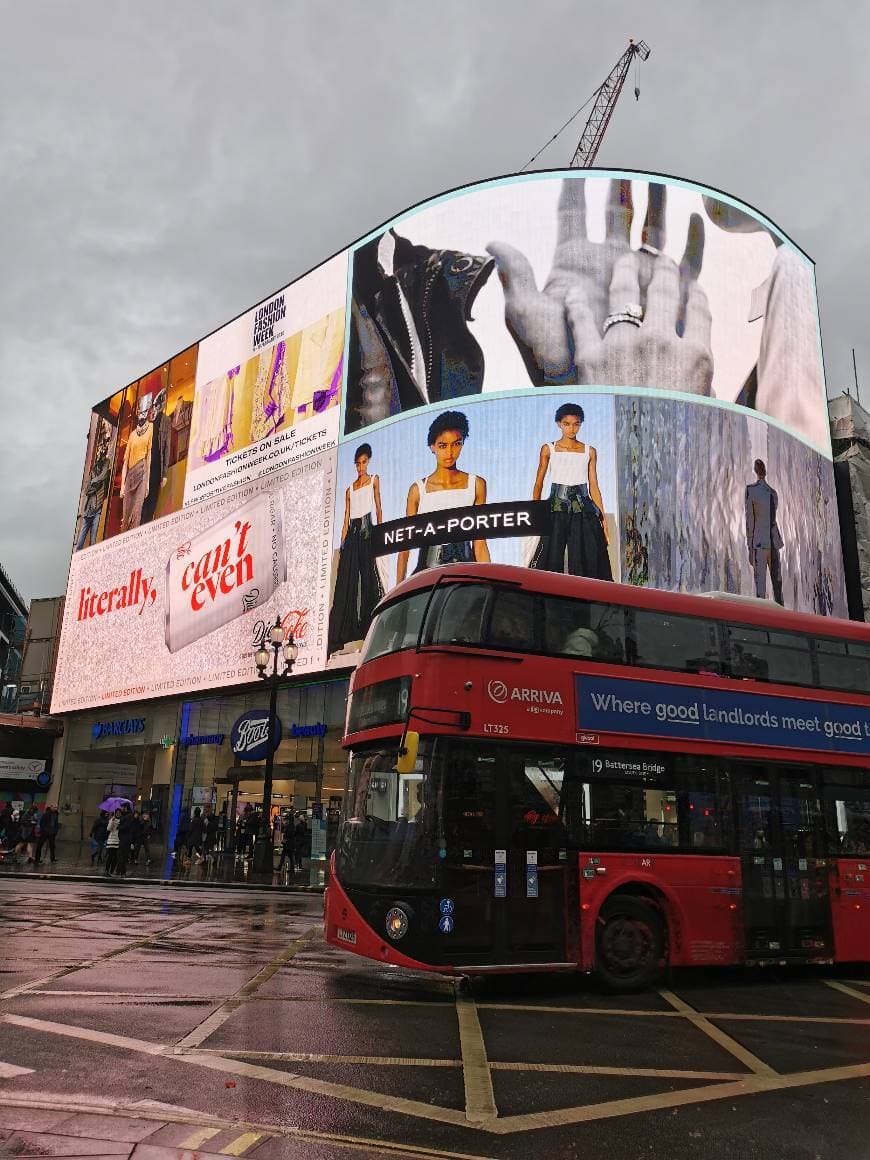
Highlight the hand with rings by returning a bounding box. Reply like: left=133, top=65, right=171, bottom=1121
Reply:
left=486, top=177, right=711, bottom=391
left=566, top=249, right=713, bottom=394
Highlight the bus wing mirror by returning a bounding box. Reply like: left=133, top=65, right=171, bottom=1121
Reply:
left=396, top=731, right=419, bottom=775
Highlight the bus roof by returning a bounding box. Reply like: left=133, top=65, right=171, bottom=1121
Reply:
left=376, top=564, right=870, bottom=645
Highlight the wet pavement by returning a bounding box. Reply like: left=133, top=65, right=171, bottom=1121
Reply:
left=0, top=839, right=323, bottom=891
left=1, top=881, right=869, bottom=1159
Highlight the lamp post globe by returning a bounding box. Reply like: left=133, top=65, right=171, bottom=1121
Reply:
left=251, top=616, right=296, bottom=875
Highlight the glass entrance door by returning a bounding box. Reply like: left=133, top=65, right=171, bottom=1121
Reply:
left=441, top=743, right=570, bottom=964
left=736, top=765, right=831, bottom=958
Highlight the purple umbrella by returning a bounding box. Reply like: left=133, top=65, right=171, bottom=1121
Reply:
left=98, top=796, right=133, bottom=813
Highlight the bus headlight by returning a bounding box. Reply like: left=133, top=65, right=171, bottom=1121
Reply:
left=385, top=905, right=411, bottom=941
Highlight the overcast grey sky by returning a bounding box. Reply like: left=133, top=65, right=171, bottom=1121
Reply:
left=1, top=0, right=867, bottom=600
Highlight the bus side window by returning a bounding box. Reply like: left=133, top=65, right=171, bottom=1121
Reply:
left=584, top=782, right=678, bottom=851
left=629, top=609, right=722, bottom=674
left=825, top=794, right=870, bottom=855
left=725, top=624, right=813, bottom=686
left=488, top=591, right=538, bottom=651
left=816, top=639, right=870, bottom=694
left=425, top=585, right=489, bottom=646
left=543, top=598, right=627, bottom=662
left=683, top=781, right=732, bottom=851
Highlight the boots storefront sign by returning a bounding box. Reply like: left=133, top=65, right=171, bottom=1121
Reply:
left=230, top=709, right=282, bottom=763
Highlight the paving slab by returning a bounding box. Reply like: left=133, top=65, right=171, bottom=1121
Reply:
left=2, top=1129, right=133, bottom=1154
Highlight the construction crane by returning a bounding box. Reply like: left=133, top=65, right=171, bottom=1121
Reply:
left=570, top=39, right=651, bottom=167
left=521, top=40, right=651, bottom=171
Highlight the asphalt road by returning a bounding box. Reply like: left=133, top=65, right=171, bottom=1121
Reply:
left=1, top=881, right=869, bottom=1160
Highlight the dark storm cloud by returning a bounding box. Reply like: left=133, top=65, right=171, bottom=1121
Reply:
left=0, top=0, right=866, bottom=599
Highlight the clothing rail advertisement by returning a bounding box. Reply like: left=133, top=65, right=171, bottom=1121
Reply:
left=56, top=170, right=846, bottom=713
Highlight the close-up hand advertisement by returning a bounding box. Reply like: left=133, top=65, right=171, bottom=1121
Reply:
left=54, top=170, right=846, bottom=713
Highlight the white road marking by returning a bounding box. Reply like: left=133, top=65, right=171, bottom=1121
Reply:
left=825, top=980, right=870, bottom=1005
left=0, top=915, right=207, bottom=1002
left=455, top=987, right=497, bottom=1122
left=659, top=989, right=776, bottom=1076
left=171, top=928, right=316, bottom=1050
left=5, top=1002, right=870, bottom=1137
left=0, top=1061, right=33, bottom=1078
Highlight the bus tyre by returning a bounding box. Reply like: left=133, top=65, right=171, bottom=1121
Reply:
left=595, top=897, right=666, bottom=992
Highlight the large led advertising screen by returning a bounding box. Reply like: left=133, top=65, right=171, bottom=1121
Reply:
left=53, top=170, right=846, bottom=713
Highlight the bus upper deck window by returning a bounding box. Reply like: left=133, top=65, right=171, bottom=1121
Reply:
left=425, top=584, right=488, bottom=646
left=543, top=598, right=626, bottom=662
left=816, top=639, right=870, bottom=693
left=487, top=590, right=538, bottom=651
left=361, top=590, right=430, bottom=661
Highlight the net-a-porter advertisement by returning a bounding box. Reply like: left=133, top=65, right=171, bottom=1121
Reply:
left=327, top=170, right=844, bottom=662
left=54, top=169, right=847, bottom=714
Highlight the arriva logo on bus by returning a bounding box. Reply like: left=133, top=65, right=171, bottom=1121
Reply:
left=487, top=680, right=564, bottom=713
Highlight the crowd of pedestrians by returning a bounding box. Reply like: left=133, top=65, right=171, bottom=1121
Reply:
left=89, top=805, right=157, bottom=875
left=0, top=801, right=60, bottom=864
left=2, top=796, right=316, bottom=880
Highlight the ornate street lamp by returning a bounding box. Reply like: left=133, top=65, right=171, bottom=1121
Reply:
left=251, top=616, right=297, bottom=874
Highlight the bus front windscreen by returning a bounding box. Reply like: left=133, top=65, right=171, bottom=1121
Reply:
left=337, top=746, right=441, bottom=889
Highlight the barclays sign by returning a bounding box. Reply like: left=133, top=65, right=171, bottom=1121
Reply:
left=92, top=718, right=146, bottom=742
left=230, top=710, right=282, bottom=762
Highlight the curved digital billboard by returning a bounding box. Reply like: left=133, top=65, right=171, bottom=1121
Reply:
left=53, top=170, right=846, bottom=714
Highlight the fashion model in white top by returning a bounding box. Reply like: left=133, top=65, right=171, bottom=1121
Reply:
left=396, top=410, right=491, bottom=582
left=328, top=444, right=385, bottom=655
left=530, top=403, right=612, bottom=580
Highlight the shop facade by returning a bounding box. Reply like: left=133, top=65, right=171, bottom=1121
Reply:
left=55, top=675, right=350, bottom=861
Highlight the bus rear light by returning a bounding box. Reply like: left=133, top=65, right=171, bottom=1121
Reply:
left=581, top=903, right=591, bottom=911
left=729, top=904, right=738, bottom=910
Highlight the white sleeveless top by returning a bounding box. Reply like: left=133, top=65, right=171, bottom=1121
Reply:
left=549, top=443, right=589, bottom=487
left=417, top=474, right=477, bottom=513
left=349, top=478, right=376, bottom=519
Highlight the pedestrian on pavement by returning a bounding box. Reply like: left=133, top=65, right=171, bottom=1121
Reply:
left=90, top=811, right=109, bottom=864
left=174, top=808, right=190, bottom=860
left=35, top=805, right=59, bottom=864
left=293, top=812, right=309, bottom=872
left=130, top=811, right=144, bottom=866
left=105, top=809, right=121, bottom=875
left=238, top=804, right=256, bottom=858
left=139, top=810, right=154, bottom=867
left=278, top=821, right=294, bottom=873
left=203, top=806, right=219, bottom=858
left=117, top=805, right=134, bottom=875
left=187, top=807, right=205, bottom=863
left=15, top=803, right=39, bottom=862
left=0, top=801, right=15, bottom=849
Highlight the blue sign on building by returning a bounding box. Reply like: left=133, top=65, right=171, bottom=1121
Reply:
left=92, top=718, right=145, bottom=741
left=230, top=710, right=282, bottom=762
left=576, top=675, right=870, bottom=757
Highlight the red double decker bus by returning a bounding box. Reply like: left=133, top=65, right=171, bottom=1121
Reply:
left=324, top=564, right=870, bottom=989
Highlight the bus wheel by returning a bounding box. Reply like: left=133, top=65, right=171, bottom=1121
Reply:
left=595, top=897, right=666, bottom=992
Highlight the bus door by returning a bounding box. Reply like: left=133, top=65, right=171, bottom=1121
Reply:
left=735, top=766, right=831, bottom=958
left=442, top=745, right=570, bottom=964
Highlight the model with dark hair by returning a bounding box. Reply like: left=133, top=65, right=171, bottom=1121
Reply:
left=329, top=443, right=385, bottom=655
left=396, top=410, right=491, bottom=581
left=530, top=402, right=612, bottom=580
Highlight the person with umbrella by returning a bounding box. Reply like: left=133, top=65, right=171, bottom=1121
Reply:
left=117, top=806, right=134, bottom=875
left=104, top=809, right=122, bottom=875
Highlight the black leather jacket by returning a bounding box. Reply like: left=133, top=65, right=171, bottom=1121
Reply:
left=345, top=230, right=494, bottom=433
